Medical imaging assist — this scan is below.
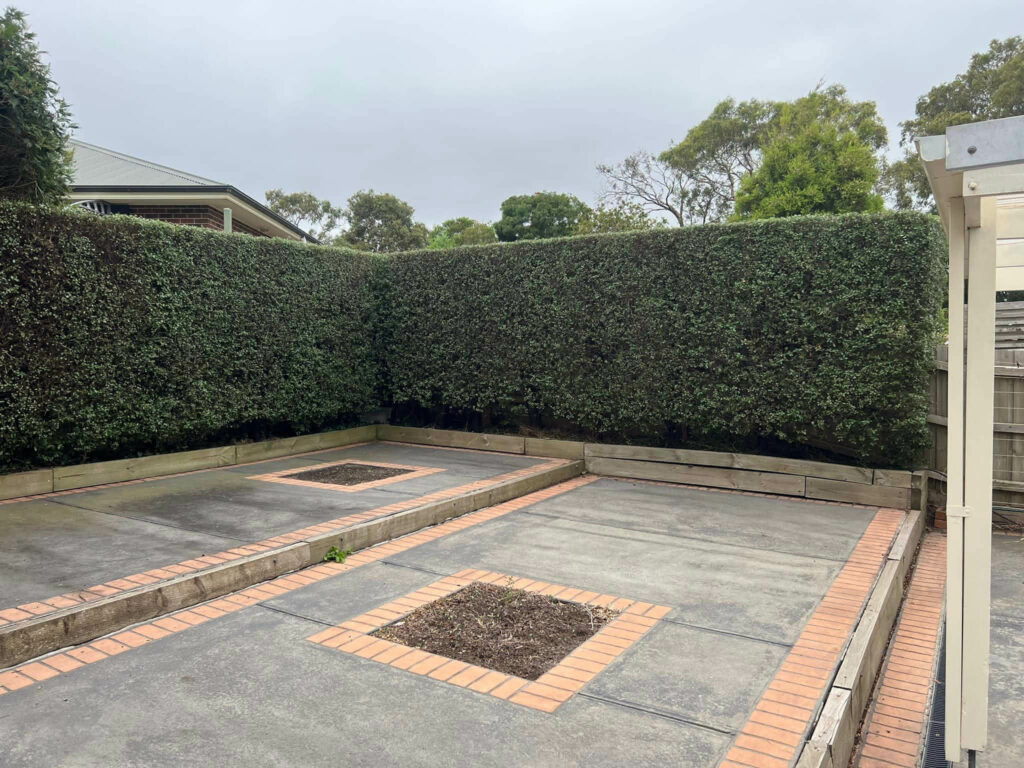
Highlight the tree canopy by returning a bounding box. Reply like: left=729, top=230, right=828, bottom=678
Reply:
left=264, top=189, right=343, bottom=243
left=0, top=8, right=74, bottom=204
left=735, top=121, right=884, bottom=218
left=575, top=201, right=665, bottom=234
left=657, top=84, right=885, bottom=221
left=885, top=36, right=1024, bottom=210
left=596, top=151, right=709, bottom=226
left=494, top=192, right=590, bottom=241
left=734, top=86, right=886, bottom=218
left=340, top=190, right=429, bottom=252
left=659, top=98, right=777, bottom=222
left=428, top=217, right=497, bottom=248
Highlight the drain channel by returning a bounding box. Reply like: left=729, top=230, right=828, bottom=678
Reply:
left=922, top=627, right=951, bottom=768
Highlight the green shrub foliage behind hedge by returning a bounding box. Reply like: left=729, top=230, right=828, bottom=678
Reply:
left=0, top=203, right=381, bottom=471
left=383, top=212, right=946, bottom=467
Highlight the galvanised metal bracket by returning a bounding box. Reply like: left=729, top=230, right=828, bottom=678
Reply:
left=946, top=115, right=1024, bottom=171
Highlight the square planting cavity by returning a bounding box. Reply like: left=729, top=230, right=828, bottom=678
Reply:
left=249, top=460, right=445, bottom=492
left=306, top=569, right=671, bottom=712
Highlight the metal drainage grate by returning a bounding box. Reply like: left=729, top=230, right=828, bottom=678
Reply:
left=922, top=627, right=952, bottom=768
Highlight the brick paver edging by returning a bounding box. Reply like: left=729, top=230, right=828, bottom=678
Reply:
left=0, top=453, right=568, bottom=629
left=852, top=534, right=946, bottom=768
left=249, top=459, right=446, bottom=493
left=307, top=569, right=671, bottom=713
left=719, top=508, right=906, bottom=768
left=0, top=475, right=599, bottom=695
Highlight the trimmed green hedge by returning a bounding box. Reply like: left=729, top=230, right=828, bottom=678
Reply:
left=382, top=212, right=946, bottom=467
left=0, top=202, right=381, bottom=471
left=1, top=204, right=945, bottom=472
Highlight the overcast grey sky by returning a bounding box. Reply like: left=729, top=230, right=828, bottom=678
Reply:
left=20, top=0, right=1024, bottom=225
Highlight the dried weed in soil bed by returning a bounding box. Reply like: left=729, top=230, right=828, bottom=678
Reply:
left=285, top=463, right=412, bottom=485
left=374, top=583, right=616, bottom=680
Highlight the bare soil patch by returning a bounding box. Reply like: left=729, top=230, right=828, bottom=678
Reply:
left=373, top=582, right=616, bottom=680
left=285, top=463, right=412, bottom=485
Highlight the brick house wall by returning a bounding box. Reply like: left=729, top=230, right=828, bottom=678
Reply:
left=123, top=205, right=266, bottom=237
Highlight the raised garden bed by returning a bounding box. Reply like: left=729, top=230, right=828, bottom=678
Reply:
left=285, top=463, right=413, bottom=486
left=373, top=582, right=616, bottom=680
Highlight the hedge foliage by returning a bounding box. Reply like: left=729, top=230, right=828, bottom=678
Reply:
left=0, top=202, right=380, bottom=471
left=1, top=204, right=945, bottom=472
left=383, top=212, right=946, bottom=467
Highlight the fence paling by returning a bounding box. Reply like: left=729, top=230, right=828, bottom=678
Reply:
left=929, top=344, right=1024, bottom=506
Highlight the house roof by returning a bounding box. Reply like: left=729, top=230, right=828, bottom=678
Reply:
left=70, top=140, right=225, bottom=187
left=68, top=139, right=315, bottom=242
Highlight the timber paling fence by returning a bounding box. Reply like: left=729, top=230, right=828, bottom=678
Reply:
left=928, top=343, right=1024, bottom=508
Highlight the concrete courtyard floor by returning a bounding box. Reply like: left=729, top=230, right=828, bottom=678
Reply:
left=0, top=442, right=556, bottom=612
left=0, top=472, right=896, bottom=767
left=969, top=533, right=1024, bottom=767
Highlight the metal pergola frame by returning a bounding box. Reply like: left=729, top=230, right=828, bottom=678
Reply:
left=917, top=114, right=1024, bottom=763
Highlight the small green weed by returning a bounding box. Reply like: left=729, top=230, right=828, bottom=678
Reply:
left=323, top=545, right=353, bottom=563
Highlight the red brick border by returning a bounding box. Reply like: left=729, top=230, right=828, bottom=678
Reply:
left=852, top=534, right=946, bottom=768
left=719, top=508, right=905, bottom=768
left=0, top=451, right=568, bottom=628
left=0, top=475, right=598, bottom=695
left=308, top=569, right=670, bottom=713
left=248, top=459, right=446, bottom=493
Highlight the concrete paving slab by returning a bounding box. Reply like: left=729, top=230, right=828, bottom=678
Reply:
left=584, top=620, right=788, bottom=731
left=0, top=470, right=883, bottom=768
left=0, top=443, right=550, bottom=610
left=383, top=480, right=857, bottom=644
left=1, top=605, right=731, bottom=768
left=58, top=470, right=416, bottom=540
left=974, top=534, right=1024, bottom=767
left=984, top=614, right=1024, bottom=766
left=990, top=532, right=1024, bottom=619
left=390, top=519, right=838, bottom=644
left=0, top=498, right=238, bottom=606
left=59, top=443, right=547, bottom=539
left=527, top=477, right=874, bottom=561
left=261, top=561, right=442, bottom=625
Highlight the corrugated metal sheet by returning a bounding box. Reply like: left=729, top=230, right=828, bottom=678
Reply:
left=70, top=140, right=223, bottom=187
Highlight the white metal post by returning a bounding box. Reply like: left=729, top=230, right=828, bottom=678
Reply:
left=944, top=201, right=966, bottom=761
left=917, top=116, right=1024, bottom=762
left=961, top=196, right=997, bottom=750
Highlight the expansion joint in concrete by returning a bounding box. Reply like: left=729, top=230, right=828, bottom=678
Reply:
left=255, top=602, right=337, bottom=628
left=379, top=559, right=454, bottom=578
left=49, top=498, right=248, bottom=543
left=658, top=617, right=793, bottom=648
left=516, top=508, right=850, bottom=564
left=577, top=691, right=736, bottom=734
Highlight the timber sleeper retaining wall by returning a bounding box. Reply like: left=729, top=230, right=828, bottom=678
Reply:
left=583, top=445, right=911, bottom=509
left=0, top=425, right=377, bottom=501
left=1, top=425, right=913, bottom=510
left=379, top=427, right=912, bottom=509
